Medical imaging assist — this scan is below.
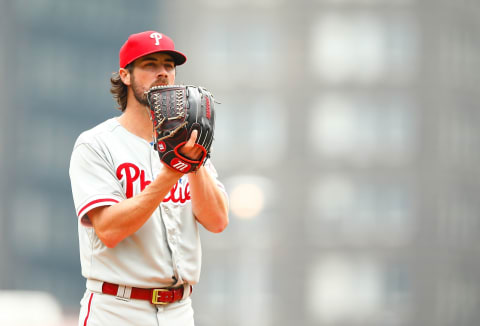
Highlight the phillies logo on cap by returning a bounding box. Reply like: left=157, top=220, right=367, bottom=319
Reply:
left=150, top=32, right=163, bottom=45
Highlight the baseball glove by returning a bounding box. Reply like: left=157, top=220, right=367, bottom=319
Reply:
left=146, top=85, right=216, bottom=173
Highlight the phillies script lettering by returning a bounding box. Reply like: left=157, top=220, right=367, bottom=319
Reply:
left=116, top=162, right=190, bottom=203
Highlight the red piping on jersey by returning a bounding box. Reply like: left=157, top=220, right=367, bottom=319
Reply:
left=78, top=198, right=119, bottom=217
left=83, top=292, right=94, bottom=326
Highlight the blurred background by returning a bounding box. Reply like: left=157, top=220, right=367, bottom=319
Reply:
left=1, top=0, right=480, bottom=325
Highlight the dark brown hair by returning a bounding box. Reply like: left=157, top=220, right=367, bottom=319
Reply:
left=110, top=63, right=133, bottom=112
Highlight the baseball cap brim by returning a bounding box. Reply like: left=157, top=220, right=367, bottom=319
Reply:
left=150, top=50, right=186, bottom=66
left=124, top=49, right=187, bottom=67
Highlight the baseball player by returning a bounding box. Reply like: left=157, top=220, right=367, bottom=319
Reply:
left=69, top=31, right=229, bottom=326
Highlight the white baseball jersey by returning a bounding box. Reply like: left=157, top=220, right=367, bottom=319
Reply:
left=69, top=117, right=226, bottom=289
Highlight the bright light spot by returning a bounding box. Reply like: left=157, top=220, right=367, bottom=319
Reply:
left=307, top=255, right=382, bottom=323
left=0, top=291, right=63, bottom=325
left=312, top=95, right=357, bottom=157
left=310, top=12, right=385, bottom=84
left=230, top=183, right=265, bottom=219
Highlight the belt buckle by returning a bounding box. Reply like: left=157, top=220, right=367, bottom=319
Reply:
left=152, top=289, right=169, bottom=305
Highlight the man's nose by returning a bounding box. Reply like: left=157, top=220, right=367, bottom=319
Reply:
left=156, top=66, right=168, bottom=77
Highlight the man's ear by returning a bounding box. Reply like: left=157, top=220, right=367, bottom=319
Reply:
left=119, top=68, right=131, bottom=86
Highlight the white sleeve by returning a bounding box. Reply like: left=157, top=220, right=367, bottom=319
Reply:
left=69, top=143, right=125, bottom=226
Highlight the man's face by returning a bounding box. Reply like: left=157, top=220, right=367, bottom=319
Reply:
left=128, top=53, right=176, bottom=105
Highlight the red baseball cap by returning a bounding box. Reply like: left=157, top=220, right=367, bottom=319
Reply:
left=119, top=31, right=187, bottom=68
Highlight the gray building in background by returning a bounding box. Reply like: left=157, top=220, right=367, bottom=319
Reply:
left=1, top=0, right=480, bottom=325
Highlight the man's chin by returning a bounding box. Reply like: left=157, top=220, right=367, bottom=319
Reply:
left=133, top=92, right=149, bottom=106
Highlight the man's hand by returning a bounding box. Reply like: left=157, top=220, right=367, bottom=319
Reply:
left=179, top=130, right=204, bottom=161
left=146, top=85, right=216, bottom=173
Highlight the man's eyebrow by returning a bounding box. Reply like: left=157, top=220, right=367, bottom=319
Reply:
left=139, top=55, right=175, bottom=63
